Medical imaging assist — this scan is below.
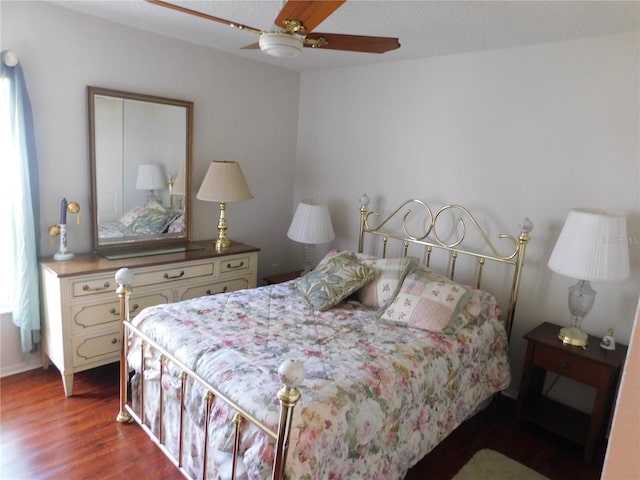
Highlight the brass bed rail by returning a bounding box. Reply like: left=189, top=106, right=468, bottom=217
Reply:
left=357, top=194, right=533, bottom=340
left=115, top=269, right=303, bottom=480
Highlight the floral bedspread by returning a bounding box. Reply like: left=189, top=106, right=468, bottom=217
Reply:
left=128, top=280, right=510, bottom=480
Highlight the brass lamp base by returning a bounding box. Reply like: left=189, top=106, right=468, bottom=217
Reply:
left=558, top=326, right=588, bottom=347
left=214, top=201, right=230, bottom=252
left=215, top=237, right=230, bottom=252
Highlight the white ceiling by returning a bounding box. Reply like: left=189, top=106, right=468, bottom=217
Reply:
left=51, top=0, right=640, bottom=72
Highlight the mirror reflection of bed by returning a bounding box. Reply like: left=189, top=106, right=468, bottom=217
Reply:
left=88, top=86, right=193, bottom=256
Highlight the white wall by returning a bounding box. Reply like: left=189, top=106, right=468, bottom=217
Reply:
left=296, top=32, right=640, bottom=405
left=1, top=0, right=301, bottom=373
left=1, top=313, right=41, bottom=376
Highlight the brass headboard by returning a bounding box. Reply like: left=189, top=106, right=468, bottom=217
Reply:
left=357, top=194, right=533, bottom=340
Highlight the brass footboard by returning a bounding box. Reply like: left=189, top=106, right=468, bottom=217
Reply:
left=114, top=268, right=303, bottom=480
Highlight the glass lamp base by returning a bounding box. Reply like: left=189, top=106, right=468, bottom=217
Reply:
left=558, top=325, right=588, bottom=347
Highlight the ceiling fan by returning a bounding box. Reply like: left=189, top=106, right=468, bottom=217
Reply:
left=146, top=0, right=400, bottom=58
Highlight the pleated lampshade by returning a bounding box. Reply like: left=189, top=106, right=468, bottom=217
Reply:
left=548, top=208, right=630, bottom=282
left=287, top=201, right=335, bottom=245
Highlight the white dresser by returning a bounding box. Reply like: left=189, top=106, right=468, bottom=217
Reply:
left=39, top=241, right=259, bottom=396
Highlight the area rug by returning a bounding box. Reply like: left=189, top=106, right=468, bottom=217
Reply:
left=452, top=449, right=550, bottom=480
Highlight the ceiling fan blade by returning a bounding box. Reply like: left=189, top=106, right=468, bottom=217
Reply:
left=305, top=33, right=400, bottom=54
left=275, top=0, right=346, bottom=33
left=146, top=0, right=263, bottom=35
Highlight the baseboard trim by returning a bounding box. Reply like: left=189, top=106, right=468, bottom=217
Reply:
left=1, top=361, right=42, bottom=378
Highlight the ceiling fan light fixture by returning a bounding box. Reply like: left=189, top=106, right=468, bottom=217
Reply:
left=259, top=32, right=304, bottom=58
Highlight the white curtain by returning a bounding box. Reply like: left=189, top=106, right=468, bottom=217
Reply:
left=1, top=51, right=41, bottom=359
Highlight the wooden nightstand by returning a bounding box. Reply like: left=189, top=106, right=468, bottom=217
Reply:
left=516, top=322, right=627, bottom=464
left=263, top=270, right=303, bottom=285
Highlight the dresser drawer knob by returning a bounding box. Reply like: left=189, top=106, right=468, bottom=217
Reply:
left=226, top=261, right=244, bottom=269
left=82, top=281, right=110, bottom=292
left=164, top=270, right=185, bottom=280
left=111, top=338, right=118, bottom=345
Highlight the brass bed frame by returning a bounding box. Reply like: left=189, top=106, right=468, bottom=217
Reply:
left=115, top=194, right=533, bottom=480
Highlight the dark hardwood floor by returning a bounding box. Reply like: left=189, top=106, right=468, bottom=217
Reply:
left=1, top=363, right=605, bottom=480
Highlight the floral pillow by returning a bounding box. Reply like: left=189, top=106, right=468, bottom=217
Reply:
left=380, top=270, right=478, bottom=333
left=167, top=212, right=185, bottom=233
left=297, top=251, right=375, bottom=312
left=122, top=201, right=177, bottom=235
left=119, top=205, right=146, bottom=227
left=356, top=256, right=419, bottom=310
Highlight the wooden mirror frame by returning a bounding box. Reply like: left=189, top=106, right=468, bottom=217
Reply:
left=88, top=86, right=193, bottom=256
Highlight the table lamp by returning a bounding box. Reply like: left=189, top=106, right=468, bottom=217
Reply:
left=196, top=161, right=253, bottom=252
left=548, top=208, right=630, bottom=347
left=287, top=200, right=335, bottom=273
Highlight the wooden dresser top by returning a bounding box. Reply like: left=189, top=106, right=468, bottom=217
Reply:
left=40, top=241, right=259, bottom=278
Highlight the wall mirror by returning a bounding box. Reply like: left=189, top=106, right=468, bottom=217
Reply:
left=88, top=86, right=193, bottom=257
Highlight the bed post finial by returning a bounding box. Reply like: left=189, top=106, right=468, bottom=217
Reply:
left=115, top=268, right=133, bottom=424
left=358, top=194, right=370, bottom=253
left=272, top=359, right=304, bottom=480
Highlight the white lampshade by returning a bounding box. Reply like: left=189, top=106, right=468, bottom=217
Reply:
left=135, top=164, right=166, bottom=191
left=196, top=161, right=253, bottom=202
left=548, top=208, right=630, bottom=282
left=287, top=201, right=335, bottom=245
left=171, top=166, right=186, bottom=196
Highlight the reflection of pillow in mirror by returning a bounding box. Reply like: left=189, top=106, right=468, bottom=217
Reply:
left=119, top=200, right=165, bottom=227
left=167, top=212, right=185, bottom=233
left=123, top=201, right=174, bottom=235
left=119, top=205, right=146, bottom=227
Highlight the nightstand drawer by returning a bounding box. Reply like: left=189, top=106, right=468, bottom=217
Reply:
left=533, top=343, right=594, bottom=384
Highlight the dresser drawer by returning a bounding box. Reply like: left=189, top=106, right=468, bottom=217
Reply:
left=71, top=275, right=115, bottom=298
left=178, top=277, right=251, bottom=301
left=134, top=262, right=215, bottom=287
left=220, top=255, right=252, bottom=276
left=533, top=343, right=596, bottom=385
left=70, top=292, right=170, bottom=335
left=72, top=330, right=121, bottom=367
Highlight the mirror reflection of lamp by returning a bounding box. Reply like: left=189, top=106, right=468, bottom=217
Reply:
left=136, top=164, right=166, bottom=203
left=170, top=166, right=186, bottom=209
left=196, top=161, right=253, bottom=252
